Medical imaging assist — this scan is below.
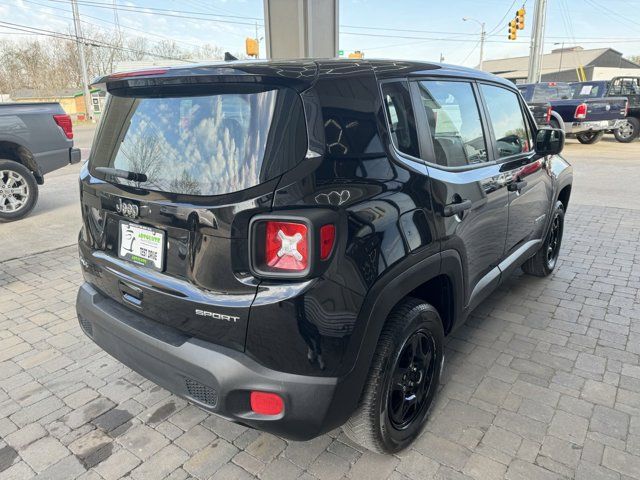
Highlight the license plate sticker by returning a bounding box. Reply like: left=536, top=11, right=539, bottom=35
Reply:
left=118, top=221, right=165, bottom=271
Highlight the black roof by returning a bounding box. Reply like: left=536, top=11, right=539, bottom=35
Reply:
left=95, top=58, right=516, bottom=92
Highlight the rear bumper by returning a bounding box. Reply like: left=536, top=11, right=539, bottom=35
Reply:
left=566, top=119, right=623, bottom=134
left=76, top=282, right=349, bottom=440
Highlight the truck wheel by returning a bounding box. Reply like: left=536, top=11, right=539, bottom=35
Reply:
left=343, top=298, right=444, bottom=454
left=522, top=201, right=564, bottom=277
left=576, top=131, right=604, bottom=144
left=614, top=118, right=640, bottom=143
left=0, top=160, right=39, bottom=221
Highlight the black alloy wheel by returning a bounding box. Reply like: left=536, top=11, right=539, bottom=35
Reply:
left=343, top=298, right=444, bottom=454
left=546, top=208, right=563, bottom=270
left=388, top=330, right=436, bottom=430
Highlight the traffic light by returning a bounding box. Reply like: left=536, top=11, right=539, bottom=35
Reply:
left=508, top=19, right=517, bottom=40
left=516, top=8, right=525, bottom=30
left=348, top=51, right=364, bottom=59
left=245, top=38, right=259, bottom=57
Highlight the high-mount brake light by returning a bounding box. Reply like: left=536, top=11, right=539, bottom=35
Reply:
left=574, top=103, right=588, bottom=120
left=109, top=68, right=169, bottom=79
left=265, top=221, right=308, bottom=271
left=53, top=114, right=73, bottom=139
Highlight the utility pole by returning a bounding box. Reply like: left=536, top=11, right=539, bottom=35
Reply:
left=71, top=0, right=93, bottom=121
left=463, top=17, right=485, bottom=71
left=527, top=0, right=548, bottom=83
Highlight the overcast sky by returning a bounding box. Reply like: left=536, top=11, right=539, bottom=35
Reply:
left=1, top=0, right=640, bottom=67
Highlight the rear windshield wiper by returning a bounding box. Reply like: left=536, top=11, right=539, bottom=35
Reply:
left=95, top=167, right=148, bottom=183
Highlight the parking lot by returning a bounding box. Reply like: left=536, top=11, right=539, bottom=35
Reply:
left=1, top=136, right=640, bottom=480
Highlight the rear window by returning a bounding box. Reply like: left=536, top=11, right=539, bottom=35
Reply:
left=570, top=82, right=604, bottom=99
left=90, top=87, right=307, bottom=196
left=530, top=83, right=572, bottom=102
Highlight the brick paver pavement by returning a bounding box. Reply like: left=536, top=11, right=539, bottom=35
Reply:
left=1, top=203, right=639, bottom=480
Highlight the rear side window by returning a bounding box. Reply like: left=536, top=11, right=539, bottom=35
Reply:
left=381, top=82, right=419, bottom=158
left=480, top=84, right=531, bottom=158
left=90, top=87, right=307, bottom=196
left=417, top=80, right=488, bottom=167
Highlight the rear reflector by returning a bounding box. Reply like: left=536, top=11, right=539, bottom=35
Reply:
left=319, top=224, right=336, bottom=260
left=53, top=114, right=73, bottom=139
left=265, top=221, right=308, bottom=271
left=574, top=103, right=588, bottom=120
left=250, top=391, right=284, bottom=415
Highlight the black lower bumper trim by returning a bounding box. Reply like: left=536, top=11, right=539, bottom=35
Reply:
left=70, top=147, right=81, bottom=164
left=75, top=282, right=348, bottom=440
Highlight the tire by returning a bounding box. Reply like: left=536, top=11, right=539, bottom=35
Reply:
left=0, top=160, right=39, bottom=221
left=576, top=131, right=604, bottom=144
left=343, top=298, right=444, bottom=454
left=614, top=117, right=640, bottom=143
left=522, top=201, right=565, bottom=277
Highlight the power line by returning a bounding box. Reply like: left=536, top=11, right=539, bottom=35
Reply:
left=40, top=0, right=263, bottom=26
left=340, top=30, right=640, bottom=45
left=0, top=20, right=190, bottom=61
left=20, top=0, right=205, bottom=49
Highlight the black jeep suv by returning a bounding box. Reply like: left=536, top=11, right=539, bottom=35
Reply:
left=76, top=59, right=572, bottom=453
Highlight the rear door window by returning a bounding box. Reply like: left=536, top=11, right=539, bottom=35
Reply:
left=90, top=87, right=307, bottom=196
left=480, top=84, right=532, bottom=158
left=416, top=80, right=488, bottom=167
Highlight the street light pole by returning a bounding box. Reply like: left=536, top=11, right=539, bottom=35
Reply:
left=463, top=17, right=486, bottom=71
left=70, top=0, right=93, bottom=121
left=527, top=0, right=549, bottom=83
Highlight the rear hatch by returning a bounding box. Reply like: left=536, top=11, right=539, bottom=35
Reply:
left=79, top=64, right=315, bottom=351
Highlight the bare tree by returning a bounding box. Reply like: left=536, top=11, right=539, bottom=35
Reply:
left=0, top=31, right=226, bottom=94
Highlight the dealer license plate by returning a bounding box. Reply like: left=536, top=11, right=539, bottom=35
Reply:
left=118, top=221, right=165, bottom=271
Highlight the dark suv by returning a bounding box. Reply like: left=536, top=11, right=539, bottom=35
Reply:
left=76, top=59, right=572, bottom=453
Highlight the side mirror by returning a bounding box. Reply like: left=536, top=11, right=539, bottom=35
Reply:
left=535, top=128, right=565, bottom=156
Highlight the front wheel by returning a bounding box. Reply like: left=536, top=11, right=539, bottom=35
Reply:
left=0, top=160, right=39, bottom=222
left=343, top=298, right=444, bottom=454
left=576, top=131, right=604, bottom=144
left=522, top=201, right=565, bottom=277
left=614, top=117, right=640, bottom=143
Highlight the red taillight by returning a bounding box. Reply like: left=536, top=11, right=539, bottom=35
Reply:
left=265, top=221, right=308, bottom=271
left=53, top=114, right=73, bottom=139
left=545, top=106, right=552, bottom=125
left=624, top=100, right=629, bottom=116
left=574, top=103, right=588, bottom=120
left=319, top=224, right=336, bottom=260
left=250, top=391, right=284, bottom=415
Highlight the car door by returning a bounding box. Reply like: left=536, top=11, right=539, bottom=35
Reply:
left=478, top=82, right=554, bottom=258
left=410, top=78, right=509, bottom=310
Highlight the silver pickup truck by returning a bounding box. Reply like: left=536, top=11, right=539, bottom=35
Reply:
left=0, top=102, right=81, bottom=220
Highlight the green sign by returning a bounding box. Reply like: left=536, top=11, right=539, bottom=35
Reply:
left=338, top=50, right=344, bottom=56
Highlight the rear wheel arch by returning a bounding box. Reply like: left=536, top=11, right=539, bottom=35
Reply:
left=338, top=251, right=463, bottom=410
left=549, top=111, right=565, bottom=131
left=0, top=141, right=42, bottom=184
left=557, top=184, right=572, bottom=211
